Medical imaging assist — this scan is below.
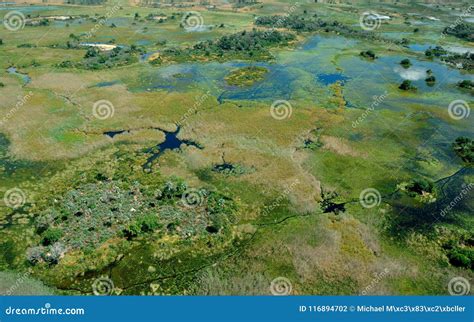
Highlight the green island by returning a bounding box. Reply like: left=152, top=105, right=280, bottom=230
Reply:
left=224, top=66, right=269, bottom=87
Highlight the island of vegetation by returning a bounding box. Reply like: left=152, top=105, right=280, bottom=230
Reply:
left=224, top=66, right=269, bottom=87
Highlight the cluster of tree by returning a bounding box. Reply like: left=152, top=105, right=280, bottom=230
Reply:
left=399, top=80, right=417, bottom=91
left=400, top=58, right=412, bottom=68
left=443, top=23, right=474, bottom=41
left=453, top=137, right=473, bottom=164
left=443, top=235, right=474, bottom=270
left=457, top=80, right=473, bottom=90
left=153, top=29, right=295, bottom=64
left=424, top=45, right=473, bottom=71
left=425, top=46, right=447, bottom=58
left=441, top=52, right=474, bottom=71
left=425, top=69, right=435, bottom=86
left=26, top=176, right=237, bottom=266
left=447, top=247, right=474, bottom=269
left=58, top=45, right=142, bottom=70
left=254, top=14, right=407, bottom=46
left=360, top=50, right=376, bottom=60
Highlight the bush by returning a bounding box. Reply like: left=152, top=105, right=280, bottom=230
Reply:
left=139, top=214, right=160, bottom=232
left=400, top=58, right=411, bottom=68
left=425, top=75, right=436, bottom=85
left=360, top=50, right=376, bottom=59
left=457, top=80, right=473, bottom=90
left=41, top=228, right=63, bottom=246
left=453, top=137, right=473, bottom=164
left=405, top=179, right=433, bottom=196
left=448, top=248, right=473, bottom=269
left=399, top=80, right=416, bottom=91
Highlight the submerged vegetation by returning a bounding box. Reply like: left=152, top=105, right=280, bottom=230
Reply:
left=224, top=66, right=269, bottom=87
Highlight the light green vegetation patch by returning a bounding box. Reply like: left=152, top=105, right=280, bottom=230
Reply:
left=224, top=66, right=269, bottom=87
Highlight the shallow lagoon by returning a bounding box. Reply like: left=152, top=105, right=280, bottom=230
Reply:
left=132, top=35, right=472, bottom=111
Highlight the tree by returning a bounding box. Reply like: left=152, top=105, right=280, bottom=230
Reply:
left=399, top=80, right=416, bottom=91
left=360, top=50, right=376, bottom=59
left=400, top=58, right=411, bottom=68
left=452, top=137, right=473, bottom=163
left=425, top=75, right=436, bottom=86
left=457, top=80, right=473, bottom=90
left=41, top=228, right=63, bottom=246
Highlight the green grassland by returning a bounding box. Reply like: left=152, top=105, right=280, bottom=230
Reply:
left=0, top=0, right=472, bottom=295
